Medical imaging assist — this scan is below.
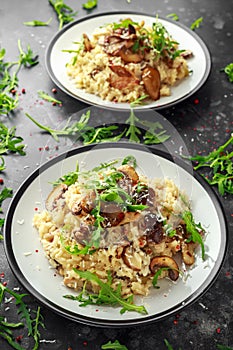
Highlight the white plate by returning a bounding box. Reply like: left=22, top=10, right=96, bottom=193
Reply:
left=45, top=12, right=211, bottom=110
left=4, top=143, right=227, bottom=327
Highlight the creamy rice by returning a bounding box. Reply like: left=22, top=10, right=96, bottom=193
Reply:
left=33, top=162, right=204, bottom=297
left=65, top=18, right=191, bottom=103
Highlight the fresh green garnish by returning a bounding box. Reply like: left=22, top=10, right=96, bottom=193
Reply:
left=152, top=267, right=172, bottom=288
left=166, top=13, right=179, bottom=21
left=125, top=109, right=141, bottom=143
left=217, top=346, right=233, bottom=350
left=182, top=211, right=205, bottom=260
left=223, top=63, right=233, bottom=83
left=25, top=110, right=123, bottom=144
left=188, top=133, right=233, bottom=195
left=0, top=41, right=38, bottom=115
left=164, top=339, right=182, bottom=350
left=0, top=123, right=26, bottom=157
left=129, top=94, right=149, bottom=107
left=0, top=283, right=44, bottom=350
left=0, top=187, right=13, bottom=212
left=52, top=162, right=79, bottom=186
left=101, top=340, right=129, bottom=350
left=26, top=109, right=170, bottom=146
left=65, top=270, right=148, bottom=315
left=122, top=155, right=137, bottom=168
left=37, top=90, right=62, bottom=104
left=23, top=18, right=52, bottom=26
left=82, top=0, right=98, bottom=10
left=0, top=233, right=3, bottom=240
left=60, top=233, right=92, bottom=255
left=49, top=0, right=77, bottom=29
left=140, top=120, right=170, bottom=144
left=190, top=17, right=203, bottom=30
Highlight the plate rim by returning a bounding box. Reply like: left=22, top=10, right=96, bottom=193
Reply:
left=45, top=11, right=212, bottom=111
left=4, top=142, right=227, bottom=327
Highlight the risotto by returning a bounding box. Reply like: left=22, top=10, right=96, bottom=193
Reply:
left=65, top=17, right=192, bottom=103
left=33, top=158, right=205, bottom=298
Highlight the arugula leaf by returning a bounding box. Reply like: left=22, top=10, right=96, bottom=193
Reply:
left=0, top=41, right=37, bottom=115
left=23, top=18, right=52, bottom=26
left=164, top=339, right=182, bottom=350
left=60, top=233, right=92, bottom=255
left=0, top=233, right=3, bottom=240
left=25, top=111, right=90, bottom=142
left=17, top=39, right=38, bottom=68
left=217, top=345, right=233, bottom=350
left=52, top=162, right=79, bottom=186
left=38, top=90, right=62, bottom=104
left=65, top=269, right=148, bottom=315
left=0, top=187, right=13, bottom=212
left=122, top=155, right=137, bottom=168
left=82, top=0, right=98, bottom=10
left=182, top=211, right=205, bottom=260
left=0, top=123, right=26, bottom=156
left=0, top=283, right=44, bottom=350
left=166, top=13, right=179, bottom=21
left=190, top=17, right=203, bottom=30
left=188, top=133, right=233, bottom=195
left=125, top=109, right=141, bottom=143
left=101, top=340, right=128, bottom=350
left=49, top=0, right=77, bottom=29
left=223, top=63, right=233, bottom=83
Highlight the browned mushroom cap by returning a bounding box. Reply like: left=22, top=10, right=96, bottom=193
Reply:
left=117, top=165, right=139, bottom=184
left=122, top=245, right=142, bottom=271
left=46, top=184, right=68, bottom=212
left=142, top=66, right=161, bottom=101
left=109, top=65, right=140, bottom=90
left=83, top=33, right=92, bottom=51
left=150, top=255, right=179, bottom=281
left=118, top=47, right=144, bottom=63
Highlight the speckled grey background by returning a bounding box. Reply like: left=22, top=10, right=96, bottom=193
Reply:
left=0, top=0, right=232, bottom=349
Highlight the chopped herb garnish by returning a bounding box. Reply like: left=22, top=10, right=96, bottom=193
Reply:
left=82, top=0, right=98, bottom=10
left=101, top=340, right=129, bottom=350
left=37, top=90, right=62, bottom=104
left=23, top=18, right=52, bottom=26
left=188, top=133, right=233, bottom=195
left=223, top=63, right=233, bottom=83
left=49, top=0, right=77, bottom=29
left=190, top=17, right=203, bottom=30
left=64, top=270, right=148, bottom=315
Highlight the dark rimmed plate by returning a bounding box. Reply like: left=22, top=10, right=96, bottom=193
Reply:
left=4, top=143, right=227, bottom=327
left=45, top=11, right=211, bottom=110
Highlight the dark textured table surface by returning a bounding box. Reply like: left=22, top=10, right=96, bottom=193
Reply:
left=0, top=0, right=233, bottom=349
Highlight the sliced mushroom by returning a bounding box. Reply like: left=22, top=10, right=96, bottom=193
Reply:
left=142, top=66, right=161, bottom=100
left=117, top=165, right=139, bottom=183
left=118, top=47, right=144, bottom=63
left=150, top=255, right=179, bottom=281
left=71, top=190, right=96, bottom=216
left=46, top=184, right=68, bottom=212
left=100, top=202, right=125, bottom=227
left=122, top=245, right=142, bottom=271
left=109, top=65, right=139, bottom=90
left=83, top=33, right=92, bottom=52
left=181, top=241, right=196, bottom=265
